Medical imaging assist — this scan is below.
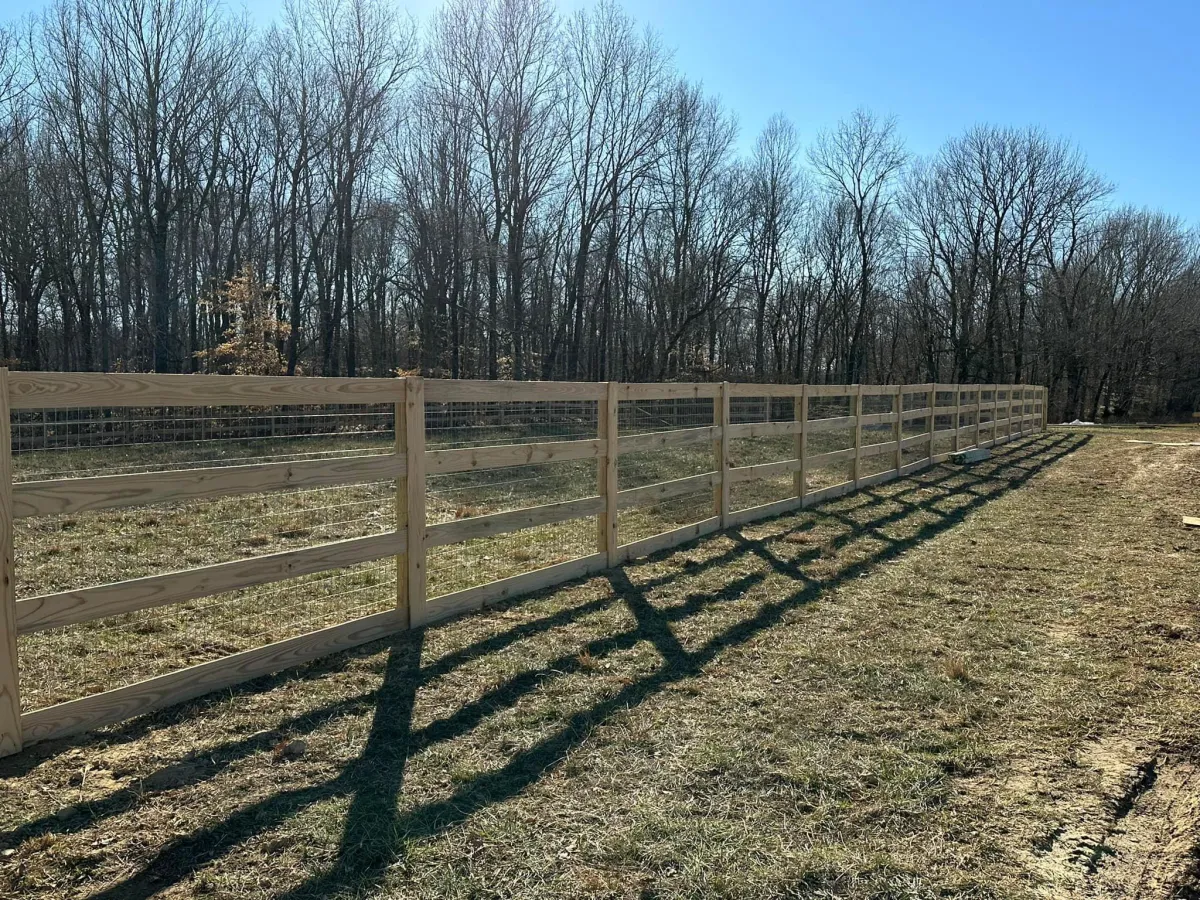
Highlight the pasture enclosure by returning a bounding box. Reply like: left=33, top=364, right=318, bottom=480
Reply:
left=0, top=372, right=1045, bottom=757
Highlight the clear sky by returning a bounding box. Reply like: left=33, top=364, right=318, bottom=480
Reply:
left=7, top=0, right=1197, bottom=223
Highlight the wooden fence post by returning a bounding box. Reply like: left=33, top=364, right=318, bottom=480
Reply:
left=1043, top=385, right=1050, bottom=430
left=893, top=384, right=903, bottom=474
left=852, top=384, right=864, bottom=488
left=926, top=382, right=936, bottom=461
left=952, top=384, right=963, bottom=452
left=795, top=384, right=808, bottom=502
left=598, top=382, right=620, bottom=565
left=395, top=380, right=409, bottom=625
left=403, top=376, right=427, bottom=627
left=0, top=368, right=20, bottom=755
left=715, top=382, right=730, bottom=527
left=973, top=386, right=983, bottom=449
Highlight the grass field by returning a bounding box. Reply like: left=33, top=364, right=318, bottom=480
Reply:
left=8, top=426, right=1191, bottom=899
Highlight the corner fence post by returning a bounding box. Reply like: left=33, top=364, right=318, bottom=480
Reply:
left=0, top=367, right=21, bottom=756
left=716, top=382, right=730, bottom=527
left=1043, top=385, right=1049, bottom=430
left=395, top=379, right=408, bottom=625
left=403, top=376, right=427, bottom=627
left=598, top=382, right=620, bottom=565
left=795, top=384, right=808, bottom=502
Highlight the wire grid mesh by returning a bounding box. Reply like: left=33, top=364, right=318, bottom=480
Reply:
left=423, top=399, right=598, bottom=449
left=808, top=394, right=852, bottom=420
left=13, top=403, right=400, bottom=713
left=860, top=392, right=895, bottom=416
left=11, top=404, right=394, bottom=481
left=616, top=397, right=716, bottom=543
left=421, top=398, right=601, bottom=596
left=426, top=517, right=596, bottom=599
left=18, top=559, right=396, bottom=711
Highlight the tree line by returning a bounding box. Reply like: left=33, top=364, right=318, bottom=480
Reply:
left=0, top=0, right=1197, bottom=421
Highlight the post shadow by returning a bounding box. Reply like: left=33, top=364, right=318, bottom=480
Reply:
left=5, top=433, right=1089, bottom=899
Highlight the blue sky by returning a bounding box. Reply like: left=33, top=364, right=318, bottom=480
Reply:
left=8, top=0, right=1197, bottom=222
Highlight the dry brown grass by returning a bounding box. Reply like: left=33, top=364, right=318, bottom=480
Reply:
left=1, top=428, right=1198, bottom=899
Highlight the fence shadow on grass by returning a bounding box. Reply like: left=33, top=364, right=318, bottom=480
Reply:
left=1, top=432, right=1089, bottom=899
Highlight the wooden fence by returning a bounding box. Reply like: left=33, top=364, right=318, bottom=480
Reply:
left=0, top=373, right=1046, bottom=756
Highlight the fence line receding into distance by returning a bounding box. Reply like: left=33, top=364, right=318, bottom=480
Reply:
left=0, top=372, right=1047, bottom=756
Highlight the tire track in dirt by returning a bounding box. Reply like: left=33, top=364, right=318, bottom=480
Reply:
left=1031, top=734, right=1200, bottom=899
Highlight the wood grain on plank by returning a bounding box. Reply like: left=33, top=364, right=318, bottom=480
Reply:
left=425, top=379, right=605, bottom=403
left=20, top=609, right=408, bottom=745
left=618, top=425, right=719, bottom=453
left=426, top=439, right=603, bottom=475
left=725, top=420, right=802, bottom=440
left=424, top=496, right=604, bottom=548
left=617, top=517, right=721, bottom=563
left=15, top=531, right=405, bottom=634
left=425, top=553, right=608, bottom=624
left=8, top=372, right=399, bottom=410
left=13, top=453, right=405, bottom=519
left=617, top=472, right=717, bottom=509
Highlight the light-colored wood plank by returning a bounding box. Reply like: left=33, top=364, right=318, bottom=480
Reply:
left=860, top=384, right=899, bottom=396
left=808, top=447, right=857, bottom=468
left=618, top=516, right=722, bottom=563
left=15, top=530, right=406, bottom=634
left=425, top=496, right=604, bottom=548
left=20, top=609, right=408, bottom=745
left=403, top=378, right=428, bottom=627
left=425, top=553, right=608, bottom=624
left=425, top=379, right=605, bottom=403
left=900, top=433, right=933, bottom=449
left=725, top=383, right=803, bottom=398
left=860, top=440, right=899, bottom=459
left=725, top=495, right=803, bottom=528
left=617, top=473, right=717, bottom=509
left=618, top=382, right=720, bottom=400
left=598, top=383, right=620, bottom=565
left=426, top=439, right=603, bottom=475
left=618, top=425, right=719, bottom=453
left=803, top=480, right=855, bottom=506
left=727, top=458, right=800, bottom=484
left=806, top=384, right=857, bottom=398
left=725, top=420, right=802, bottom=440
left=8, top=372, right=399, bottom=410
left=1182, top=516, right=1200, bottom=528
left=805, top=415, right=857, bottom=434
left=13, top=453, right=406, bottom=520
left=0, top=368, right=20, bottom=756
left=859, top=412, right=899, bottom=426
left=901, top=406, right=933, bottom=421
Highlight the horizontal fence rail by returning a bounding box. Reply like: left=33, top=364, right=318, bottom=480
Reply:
left=0, top=372, right=1047, bottom=755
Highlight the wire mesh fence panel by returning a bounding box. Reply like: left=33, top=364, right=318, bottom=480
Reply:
left=423, top=399, right=598, bottom=449
left=18, top=558, right=396, bottom=712
left=426, top=518, right=596, bottom=600
left=11, top=402, right=400, bottom=714
left=426, top=459, right=596, bottom=524
left=616, top=397, right=716, bottom=544
left=806, top=459, right=855, bottom=492
left=619, top=397, right=713, bottom=437
left=421, top=397, right=602, bottom=600
left=619, top=490, right=715, bottom=546
left=11, top=404, right=394, bottom=480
